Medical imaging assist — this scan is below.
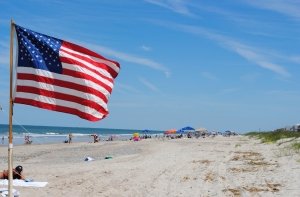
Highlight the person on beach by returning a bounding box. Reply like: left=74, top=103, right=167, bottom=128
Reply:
left=1, top=136, right=4, bottom=144
left=91, top=134, right=99, bottom=143
left=24, top=135, right=32, bottom=144
left=68, top=133, right=73, bottom=144
left=0, top=165, right=25, bottom=180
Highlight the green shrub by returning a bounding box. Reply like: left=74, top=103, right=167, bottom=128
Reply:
left=245, top=130, right=300, bottom=143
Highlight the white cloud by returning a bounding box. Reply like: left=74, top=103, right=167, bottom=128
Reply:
left=139, top=77, right=160, bottom=93
left=145, top=0, right=194, bottom=16
left=226, top=41, right=291, bottom=77
left=269, top=52, right=300, bottom=65
left=115, top=83, right=139, bottom=94
left=290, top=56, right=300, bottom=64
left=244, top=0, right=300, bottom=19
left=85, top=43, right=171, bottom=78
left=157, top=22, right=291, bottom=77
left=141, top=45, right=152, bottom=51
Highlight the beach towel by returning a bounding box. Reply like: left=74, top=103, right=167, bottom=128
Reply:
left=0, top=188, right=20, bottom=197
left=0, top=179, right=48, bottom=187
left=84, top=157, right=94, bottom=161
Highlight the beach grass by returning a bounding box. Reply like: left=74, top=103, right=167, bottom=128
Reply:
left=245, top=129, right=300, bottom=143
left=235, top=143, right=241, bottom=148
left=291, top=142, right=300, bottom=152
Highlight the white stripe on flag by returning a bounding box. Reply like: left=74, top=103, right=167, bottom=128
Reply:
left=14, top=92, right=105, bottom=119
left=17, top=67, right=111, bottom=98
left=16, top=79, right=108, bottom=111
left=61, top=45, right=120, bottom=74
left=59, top=50, right=113, bottom=79
left=62, top=62, right=114, bottom=88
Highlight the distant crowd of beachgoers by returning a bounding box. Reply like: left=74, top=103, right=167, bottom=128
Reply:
left=0, top=129, right=240, bottom=146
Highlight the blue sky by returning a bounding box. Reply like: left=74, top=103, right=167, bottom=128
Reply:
left=0, top=0, right=300, bottom=133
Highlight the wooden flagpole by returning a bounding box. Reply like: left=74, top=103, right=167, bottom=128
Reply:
left=8, top=19, right=15, bottom=197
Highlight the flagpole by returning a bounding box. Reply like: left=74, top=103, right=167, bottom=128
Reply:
left=8, top=19, right=15, bottom=197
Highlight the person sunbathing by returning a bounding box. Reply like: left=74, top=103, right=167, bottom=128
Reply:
left=0, top=165, right=25, bottom=180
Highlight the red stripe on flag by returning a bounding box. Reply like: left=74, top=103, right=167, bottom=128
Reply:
left=60, top=48, right=119, bottom=79
left=16, top=86, right=108, bottom=115
left=62, top=41, right=120, bottom=74
left=62, top=68, right=113, bottom=93
left=17, top=73, right=109, bottom=103
left=60, top=56, right=114, bottom=83
left=14, top=97, right=103, bottom=121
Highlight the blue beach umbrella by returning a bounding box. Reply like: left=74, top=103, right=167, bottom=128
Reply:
left=179, top=126, right=195, bottom=133
left=176, top=129, right=183, bottom=134
left=182, top=126, right=195, bottom=131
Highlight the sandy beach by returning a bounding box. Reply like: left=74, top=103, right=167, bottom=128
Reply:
left=0, top=136, right=299, bottom=197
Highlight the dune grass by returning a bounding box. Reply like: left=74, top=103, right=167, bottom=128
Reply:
left=291, top=142, right=300, bottom=152
left=245, top=129, right=300, bottom=143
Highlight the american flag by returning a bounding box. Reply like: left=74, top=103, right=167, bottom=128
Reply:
left=14, top=24, right=120, bottom=121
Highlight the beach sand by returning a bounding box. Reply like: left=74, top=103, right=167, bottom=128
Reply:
left=0, top=136, right=299, bottom=197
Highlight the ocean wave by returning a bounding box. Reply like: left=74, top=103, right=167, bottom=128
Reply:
left=45, top=132, right=60, bottom=135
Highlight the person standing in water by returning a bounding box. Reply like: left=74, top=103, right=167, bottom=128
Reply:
left=68, top=133, right=73, bottom=144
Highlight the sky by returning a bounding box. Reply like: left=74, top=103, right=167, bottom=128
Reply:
left=0, top=0, right=300, bottom=133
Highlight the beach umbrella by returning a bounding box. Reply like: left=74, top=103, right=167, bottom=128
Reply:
left=133, top=132, right=139, bottom=137
left=176, top=129, right=184, bottom=134
left=164, top=129, right=177, bottom=134
left=181, top=126, right=195, bottom=131
left=179, top=126, right=195, bottom=133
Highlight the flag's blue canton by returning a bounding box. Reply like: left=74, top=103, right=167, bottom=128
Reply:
left=15, top=25, right=63, bottom=74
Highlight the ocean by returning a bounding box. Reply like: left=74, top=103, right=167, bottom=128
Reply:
left=0, top=124, right=163, bottom=146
